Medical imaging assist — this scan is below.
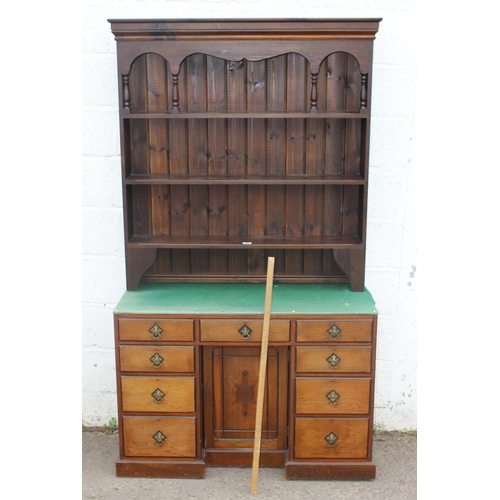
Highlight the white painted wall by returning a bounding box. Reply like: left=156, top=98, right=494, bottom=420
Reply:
left=82, top=0, right=417, bottom=431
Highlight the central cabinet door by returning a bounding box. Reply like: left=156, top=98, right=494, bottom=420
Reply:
left=202, top=346, right=288, bottom=466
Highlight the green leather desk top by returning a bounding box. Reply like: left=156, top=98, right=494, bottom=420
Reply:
left=114, top=283, right=377, bottom=316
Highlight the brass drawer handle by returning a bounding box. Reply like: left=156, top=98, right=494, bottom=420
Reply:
left=151, top=388, right=165, bottom=404
left=149, top=323, right=163, bottom=339
left=326, top=352, right=341, bottom=369
left=327, top=324, right=341, bottom=339
left=238, top=323, right=252, bottom=340
left=326, top=389, right=340, bottom=404
left=150, top=352, right=164, bottom=368
left=325, top=431, right=338, bottom=446
left=153, top=430, right=166, bottom=446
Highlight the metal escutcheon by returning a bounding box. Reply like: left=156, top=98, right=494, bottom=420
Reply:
left=153, top=430, right=166, bottom=446
left=238, top=323, right=252, bottom=340
left=151, top=388, right=165, bottom=404
left=326, top=352, right=341, bottom=369
left=326, top=389, right=340, bottom=404
left=327, top=324, right=341, bottom=339
left=149, top=323, right=163, bottom=339
left=150, top=352, right=164, bottom=368
left=325, top=431, right=338, bottom=446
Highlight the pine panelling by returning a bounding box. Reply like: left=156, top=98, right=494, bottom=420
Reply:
left=285, top=54, right=307, bottom=275
left=266, top=55, right=287, bottom=276
left=226, top=59, right=248, bottom=275
left=126, top=51, right=361, bottom=282
left=246, top=60, right=268, bottom=276
left=148, top=56, right=171, bottom=275
left=342, top=55, right=362, bottom=237
left=207, top=56, right=229, bottom=275
left=168, top=63, right=191, bottom=274
left=186, top=54, right=210, bottom=274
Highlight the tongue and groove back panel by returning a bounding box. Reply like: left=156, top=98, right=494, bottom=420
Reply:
left=125, top=52, right=364, bottom=282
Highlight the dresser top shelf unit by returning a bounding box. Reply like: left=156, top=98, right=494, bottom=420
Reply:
left=109, top=18, right=381, bottom=290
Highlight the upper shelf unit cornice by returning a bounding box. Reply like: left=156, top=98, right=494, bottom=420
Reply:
left=108, top=19, right=381, bottom=75
left=108, top=18, right=382, bottom=41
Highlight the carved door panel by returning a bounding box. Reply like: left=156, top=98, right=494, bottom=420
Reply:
left=202, top=346, right=288, bottom=451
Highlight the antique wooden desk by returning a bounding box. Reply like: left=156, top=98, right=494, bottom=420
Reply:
left=114, top=283, right=377, bottom=479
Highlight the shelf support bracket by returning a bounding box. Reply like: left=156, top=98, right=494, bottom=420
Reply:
left=333, top=248, right=365, bottom=292
left=126, top=247, right=158, bottom=290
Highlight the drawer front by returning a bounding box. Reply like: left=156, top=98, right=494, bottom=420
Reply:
left=296, top=347, right=372, bottom=373
left=123, top=416, right=197, bottom=458
left=121, top=376, right=195, bottom=413
left=295, top=378, right=370, bottom=415
left=118, top=319, right=194, bottom=342
left=200, top=319, right=290, bottom=342
left=294, top=417, right=369, bottom=459
left=296, top=319, right=372, bottom=342
left=119, top=346, right=194, bottom=373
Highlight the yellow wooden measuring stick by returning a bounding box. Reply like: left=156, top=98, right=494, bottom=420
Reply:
left=250, top=256, right=275, bottom=495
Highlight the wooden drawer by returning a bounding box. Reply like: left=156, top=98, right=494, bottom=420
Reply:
left=296, top=347, right=372, bottom=373
left=121, top=376, right=195, bottom=413
left=200, top=319, right=290, bottom=342
left=296, top=319, right=372, bottom=342
left=294, top=417, right=369, bottom=459
left=119, top=346, right=194, bottom=373
left=123, top=416, right=197, bottom=458
left=118, top=319, right=194, bottom=342
left=295, top=378, right=370, bottom=415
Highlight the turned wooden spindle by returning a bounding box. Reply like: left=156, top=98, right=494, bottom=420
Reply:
left=172, top=73, right=180, bottom=113
left=122, top=74, right=130, bottom=112
left=360, top=73, right=368, bottom=110
left=310, top=72, right=319, bottom=113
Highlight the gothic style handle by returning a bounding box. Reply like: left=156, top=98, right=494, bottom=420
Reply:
left=149, top=323, right=163, bottom=339
left=238, top=323, right=252, bottom=340
left=326, top=389, right=340, bottom=404
left=153, top=430, right=166, bottom=446
left=151, top=388, right=165, bottom=404
left=327, top=324, right=341, bottom=339
left=150, top=352, right=164, bottom=368
left=325, top=431, right=338, bottom=446
left=326, top=352, right=341, bottom=369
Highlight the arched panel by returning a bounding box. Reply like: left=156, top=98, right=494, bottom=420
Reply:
left=317, top=52, right=362, bottom=112
left=128, top=53, right=171, bottom=113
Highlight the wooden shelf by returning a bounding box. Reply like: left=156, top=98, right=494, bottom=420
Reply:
left=122, top=111, right=368, bottom=119
left=128, top=234, right=362, bottom=249
left=125, top=174, right=366, bottom=185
